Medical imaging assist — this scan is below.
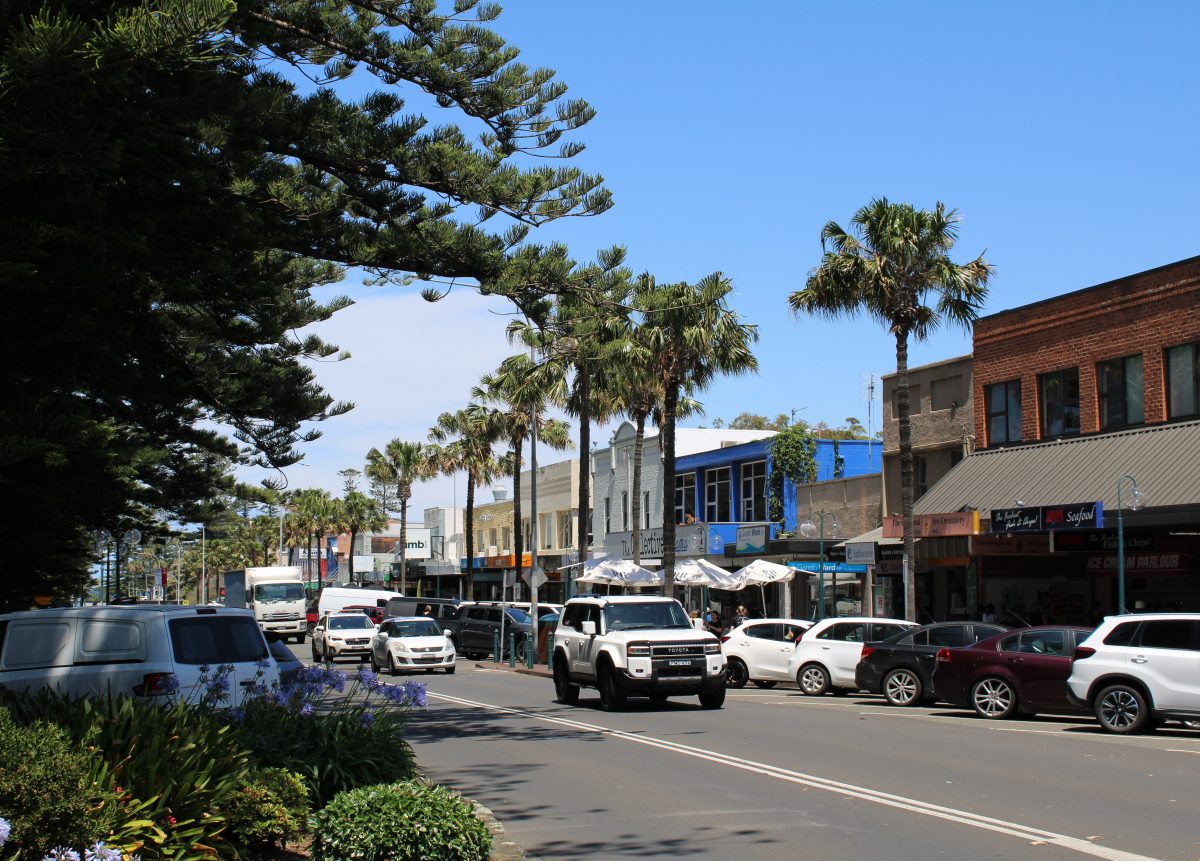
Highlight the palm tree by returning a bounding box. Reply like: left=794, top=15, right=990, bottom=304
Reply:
left=429, top=406, right=505, bottom=600
left=287, top=489, right=328, bottom=586
left=475, top=357, right=573, bottom=589
left=634, top=273, right=759, bottom=594
left=341, top=490, right=387, bottom=583
left=788, top=198, right=993, bottom=621
left=366, top=441, right=437, bottom=592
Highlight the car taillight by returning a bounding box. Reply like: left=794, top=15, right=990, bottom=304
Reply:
left=626, top=642, right=650, bottom=658
left=935, top=647, right=952, bottom=663
left=720, top=635, right=731, bottom=643
left=133, top=672, right=176, bottom=696
left=860, top=645, right=875, bottom=659
left=1072, top=646, right=1096, bottom=662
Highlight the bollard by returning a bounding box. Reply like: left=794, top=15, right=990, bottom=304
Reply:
left=526, top=635, right=534, bottom=669
left=493, top=630, right=500, bottom=664
left=508, top=631, right=516, bottom=668
left=547, top=644, right=554, bottom=673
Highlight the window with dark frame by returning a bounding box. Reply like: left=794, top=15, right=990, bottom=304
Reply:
left=1039, top=368, right=1080, bottom=438
left=1097, top=354, right=1144, bottom=429
left=621, top=490, right=629, bottom=531
left=740, top=460, right=767, bottom=521
left=643, top=491, right=651, bottom=529
left=674, top=473, right=696, bottom=524
left=604, top=498, right=611, bottom=535
left=915, top=456, right=929, bottom=498
left=705, top=466, right=732, bottom=522
left=985, top=380, right=1022, bottom=445
left=1166, top=342, right=1200, bottom=419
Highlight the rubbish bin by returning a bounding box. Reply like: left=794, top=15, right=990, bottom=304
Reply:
left=537, top=617, right=558, bottom=664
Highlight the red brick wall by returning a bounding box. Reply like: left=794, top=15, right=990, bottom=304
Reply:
left=973, top=257, right=1200, bottom=447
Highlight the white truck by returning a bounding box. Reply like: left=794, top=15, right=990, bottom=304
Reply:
left=224, top=566, right=308, bottom=644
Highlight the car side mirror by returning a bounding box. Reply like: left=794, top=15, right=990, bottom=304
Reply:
left=581, top=620, right=597, bottom=636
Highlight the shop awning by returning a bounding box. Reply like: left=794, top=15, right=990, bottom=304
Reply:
left=913, top=420, right=1200, bottom=520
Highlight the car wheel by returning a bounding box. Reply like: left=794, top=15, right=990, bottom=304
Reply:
left=753, top=680, right=778, bottom=689
left=798, top=663, right=831, bottom=696
left=445, top=663, right=456, bottom=675
left=311, top=641, right=320, bottom=662
left=725, top=658, right=749, bottom=689
left=971, top=677, right=1017, bottom=719
left=553, top=656, right=580, bottom=705
left=699, top=687, right=726, bottom=709
left=387, top=653, right=400, bottom=677
left=883, top=668, right=923, bottom=707
left=1095, top=684, right=1150, bottom=734
left=294, top=633, right=305, bottom=645
left=597, top=665, right=626, bottom=712
left=370, top=651, right=380, bottom=673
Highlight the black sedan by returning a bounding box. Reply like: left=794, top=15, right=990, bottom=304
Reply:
left=854, top=621, right=1010, bottom=706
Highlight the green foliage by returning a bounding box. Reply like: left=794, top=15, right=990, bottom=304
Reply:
left=2, top=692, right=252, bottom=859
left=768, top=426, right=818, bottom=526
left=311, top=782, right=491, bottom=861
left=223, top=768, right=311, bottom=856
left=0, top=707, right=119, bottom=856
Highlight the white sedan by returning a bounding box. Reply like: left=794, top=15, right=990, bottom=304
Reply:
left=787, top=616, right=916, bottom=695
left=371, top=616, right=456, bottom=675
left=720, top=618, right=813, bottom=688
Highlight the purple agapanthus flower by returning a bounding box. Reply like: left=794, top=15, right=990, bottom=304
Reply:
left=402, top=680, right=428, bottom=708
left=85, top=843, right=122, bottom=861
left=43, top=848, right=81, bottom=861
left=229, top=707, right=246, bottom=722
left=255, top=657, right=272, bottom=670
left=356, top=667, right=380, bottom=690
left=0, top=816, right=11, bottom=846
left=359, top=710, right=376, bottom=728
left=300, top=702, right=315, bottom=717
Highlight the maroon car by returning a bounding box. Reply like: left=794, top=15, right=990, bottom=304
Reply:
left=930, top=626, right=1093, bottom=720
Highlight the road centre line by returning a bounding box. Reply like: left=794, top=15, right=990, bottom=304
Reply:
left=428, top=692, right=1161, bottom=861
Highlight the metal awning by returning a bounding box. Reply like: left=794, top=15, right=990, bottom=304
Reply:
left=913, top=420, right=1200, bottom=518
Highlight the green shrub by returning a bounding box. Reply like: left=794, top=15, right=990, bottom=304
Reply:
left=311, top=781, right=491, bottom=861
left=0, top=706, right=119, bottom=855
left=223, top=768, right=310, bottom=856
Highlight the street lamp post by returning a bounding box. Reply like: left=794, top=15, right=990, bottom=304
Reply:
left=1115, top=474, right=1144, bottom=615
left=801, top=512, right=839, bottom=620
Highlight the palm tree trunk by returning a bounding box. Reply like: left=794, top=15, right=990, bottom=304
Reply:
left=631, top=410, right=647, bottom=565
left=465, top=471, right=476, bottom=601
left=896, top=328, right=917, bottom=622
left=399, top=492, right=409, bottom=594
left=576, top=368, right=591, bottom=581
left=511, top=433, right=524, bottom=591
left=661, top=381, right=679, bottom=595
left=348, top=530, right=357, bottom=583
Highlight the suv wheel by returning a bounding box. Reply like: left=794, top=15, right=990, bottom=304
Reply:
left=725, top=658, right=749, bottom=689
left=971, top=677, right=1017, bottom=719
left=598, top=665, right=626, bottom=712
left=554, top=657, right=580, bottom=706
left=883, top=668, right=923, bottom=707
left=1096, top=684, right=1151, bottom=734
left=798, top=663, right=831, bottom=696
left=699, top=687, right=726, bottom=709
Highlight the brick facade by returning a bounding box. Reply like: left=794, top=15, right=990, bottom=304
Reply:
left=973, top=256, right=1200, bottom=448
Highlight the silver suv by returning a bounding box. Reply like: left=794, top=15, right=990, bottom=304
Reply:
left=551, top=595, right=725, bottom=711
left=1067, top=613, right=1200, bottom=734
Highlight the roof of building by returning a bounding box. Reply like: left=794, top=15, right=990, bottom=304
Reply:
left=913, top=419, right=1200, bottom=516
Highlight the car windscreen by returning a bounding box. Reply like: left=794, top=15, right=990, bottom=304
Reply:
left=505, top=608, right=532, bottom=624
left=254, top=583, right=306, bottom=602
left=604, top=602, right=691, bottom=631
left=329, top=615, right=375, bottom=630
left=394, top=620, right=442, bottom=637
left=169, top=616, right=268, bottom=665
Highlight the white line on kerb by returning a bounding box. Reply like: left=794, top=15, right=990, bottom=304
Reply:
left=429, top=691, right=1161, bottom=861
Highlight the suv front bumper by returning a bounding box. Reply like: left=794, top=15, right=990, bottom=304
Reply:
left=620, top=657, right=726, bottom=695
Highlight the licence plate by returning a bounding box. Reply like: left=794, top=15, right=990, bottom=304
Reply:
left=668, top=659, right=692, bottom=666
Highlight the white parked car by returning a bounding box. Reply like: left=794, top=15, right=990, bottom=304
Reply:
left=720, top=618, right=813, bottom=688
left=311, top=610, right=378, bottom=663
left=370, top=616, right=456, bottom=675
left=1067, top=613, right=1200, bottom=734
left=787, top=616, right=917, bottom=695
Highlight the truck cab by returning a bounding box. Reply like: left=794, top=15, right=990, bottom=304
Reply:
left=225, top=566, right=308, bottom=644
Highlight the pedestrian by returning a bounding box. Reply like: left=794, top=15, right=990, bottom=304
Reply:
left=705, top=610, right=723, bottom=637
left=982, top=603, right=997, bottom=623
left=733, top=605, right=748, bottom=626
left=422, top=604, right=433, bottom=616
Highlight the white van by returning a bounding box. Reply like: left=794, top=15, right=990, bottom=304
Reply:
left=0, top=605, right=279, bottom=701
left=317, top=586, right=404, bottom=620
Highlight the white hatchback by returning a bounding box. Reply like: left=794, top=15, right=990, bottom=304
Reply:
left=787, top=616, right=917, bottom=695
left=370, top=616, right=456, bottom=675
left=721, top=618, right=813, bottom=688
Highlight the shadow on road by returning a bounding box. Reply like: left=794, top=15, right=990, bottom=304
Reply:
left=532, top=822, right=782, bottom=858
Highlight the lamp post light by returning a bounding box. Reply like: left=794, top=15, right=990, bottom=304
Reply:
left=801, top=512, right=839, bottom=620
left=1115, top=475, right=1144, bottom=615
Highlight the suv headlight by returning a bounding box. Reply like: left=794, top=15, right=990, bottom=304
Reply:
left=704, top=641, right=721, bottom=654
left=626, top=642, right=651, bottom=658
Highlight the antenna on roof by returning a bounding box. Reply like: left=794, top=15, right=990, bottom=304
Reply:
left=862, top=373, right=878, bottom=470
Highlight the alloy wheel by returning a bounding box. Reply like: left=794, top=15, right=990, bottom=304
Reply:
left=799, top=665, right=829, bottom=695
left=1098, top=687, right=1145, bottom=732
left=972, top=678, right=1016, bottom=718
left=726, top=659, right=749, bottom=689
left=884, top=669, right=921, bottom=706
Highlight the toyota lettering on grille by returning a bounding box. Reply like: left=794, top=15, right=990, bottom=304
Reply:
left=668, top=647, right=689, bottom=654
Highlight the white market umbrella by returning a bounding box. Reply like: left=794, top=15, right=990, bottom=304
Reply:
left=574, top=554, right=662, bottom=587
left=672, top=557, right=741, bottom=589
left=735, top=558, right=798, bottom=610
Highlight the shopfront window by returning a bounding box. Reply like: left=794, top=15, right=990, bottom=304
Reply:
left=985, top=380, right=1022, bottom=445
left=1039, top=368, right=1080, bottom=438
left=1097, top=354, right=1144, bottom=429
left=674, top=473, right=696, bottom=525
left=1166, top=342, right=1200, bottom=418
left=740, top=461, right=767, bottom=521
left=705, top=466, right=731, bottom=522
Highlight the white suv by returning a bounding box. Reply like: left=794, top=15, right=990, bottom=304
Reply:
left=1067, top=613, right=1200, bottom=734
left=552, top=595, right=726, bottom=711
left=787, top=616, right=916, bottom=695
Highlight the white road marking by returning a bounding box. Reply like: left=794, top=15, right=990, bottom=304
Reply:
left=1165, top=748, right=1200, bottom=755
left=428, top=691, right=1161, bottom=861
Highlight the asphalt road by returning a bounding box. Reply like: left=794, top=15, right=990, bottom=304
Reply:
left=289, top=646, right=1200, bottom=861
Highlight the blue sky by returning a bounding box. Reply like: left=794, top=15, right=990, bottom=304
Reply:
left=253, top=2, right=1200, bottom=514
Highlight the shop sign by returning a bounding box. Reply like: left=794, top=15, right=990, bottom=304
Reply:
left=882, top=511, right=980, bottom=539
left=735, top=525, right=768, bottom=554
left=1086, top=552, right=1193, bottom=575
left=970, top=534, right=1052, bottom=555
left=787, top=561, right=868, bottom=574
left=1052, top=531, right=1155, bottom=552
left=605, top=524, right=707, bottom=559
left=990, top=502, right=1103, bottom=534
left=845, top=542, right=879, bottom=565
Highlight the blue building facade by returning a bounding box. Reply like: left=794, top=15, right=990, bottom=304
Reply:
left=673, top=437, right=879, bottom=546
